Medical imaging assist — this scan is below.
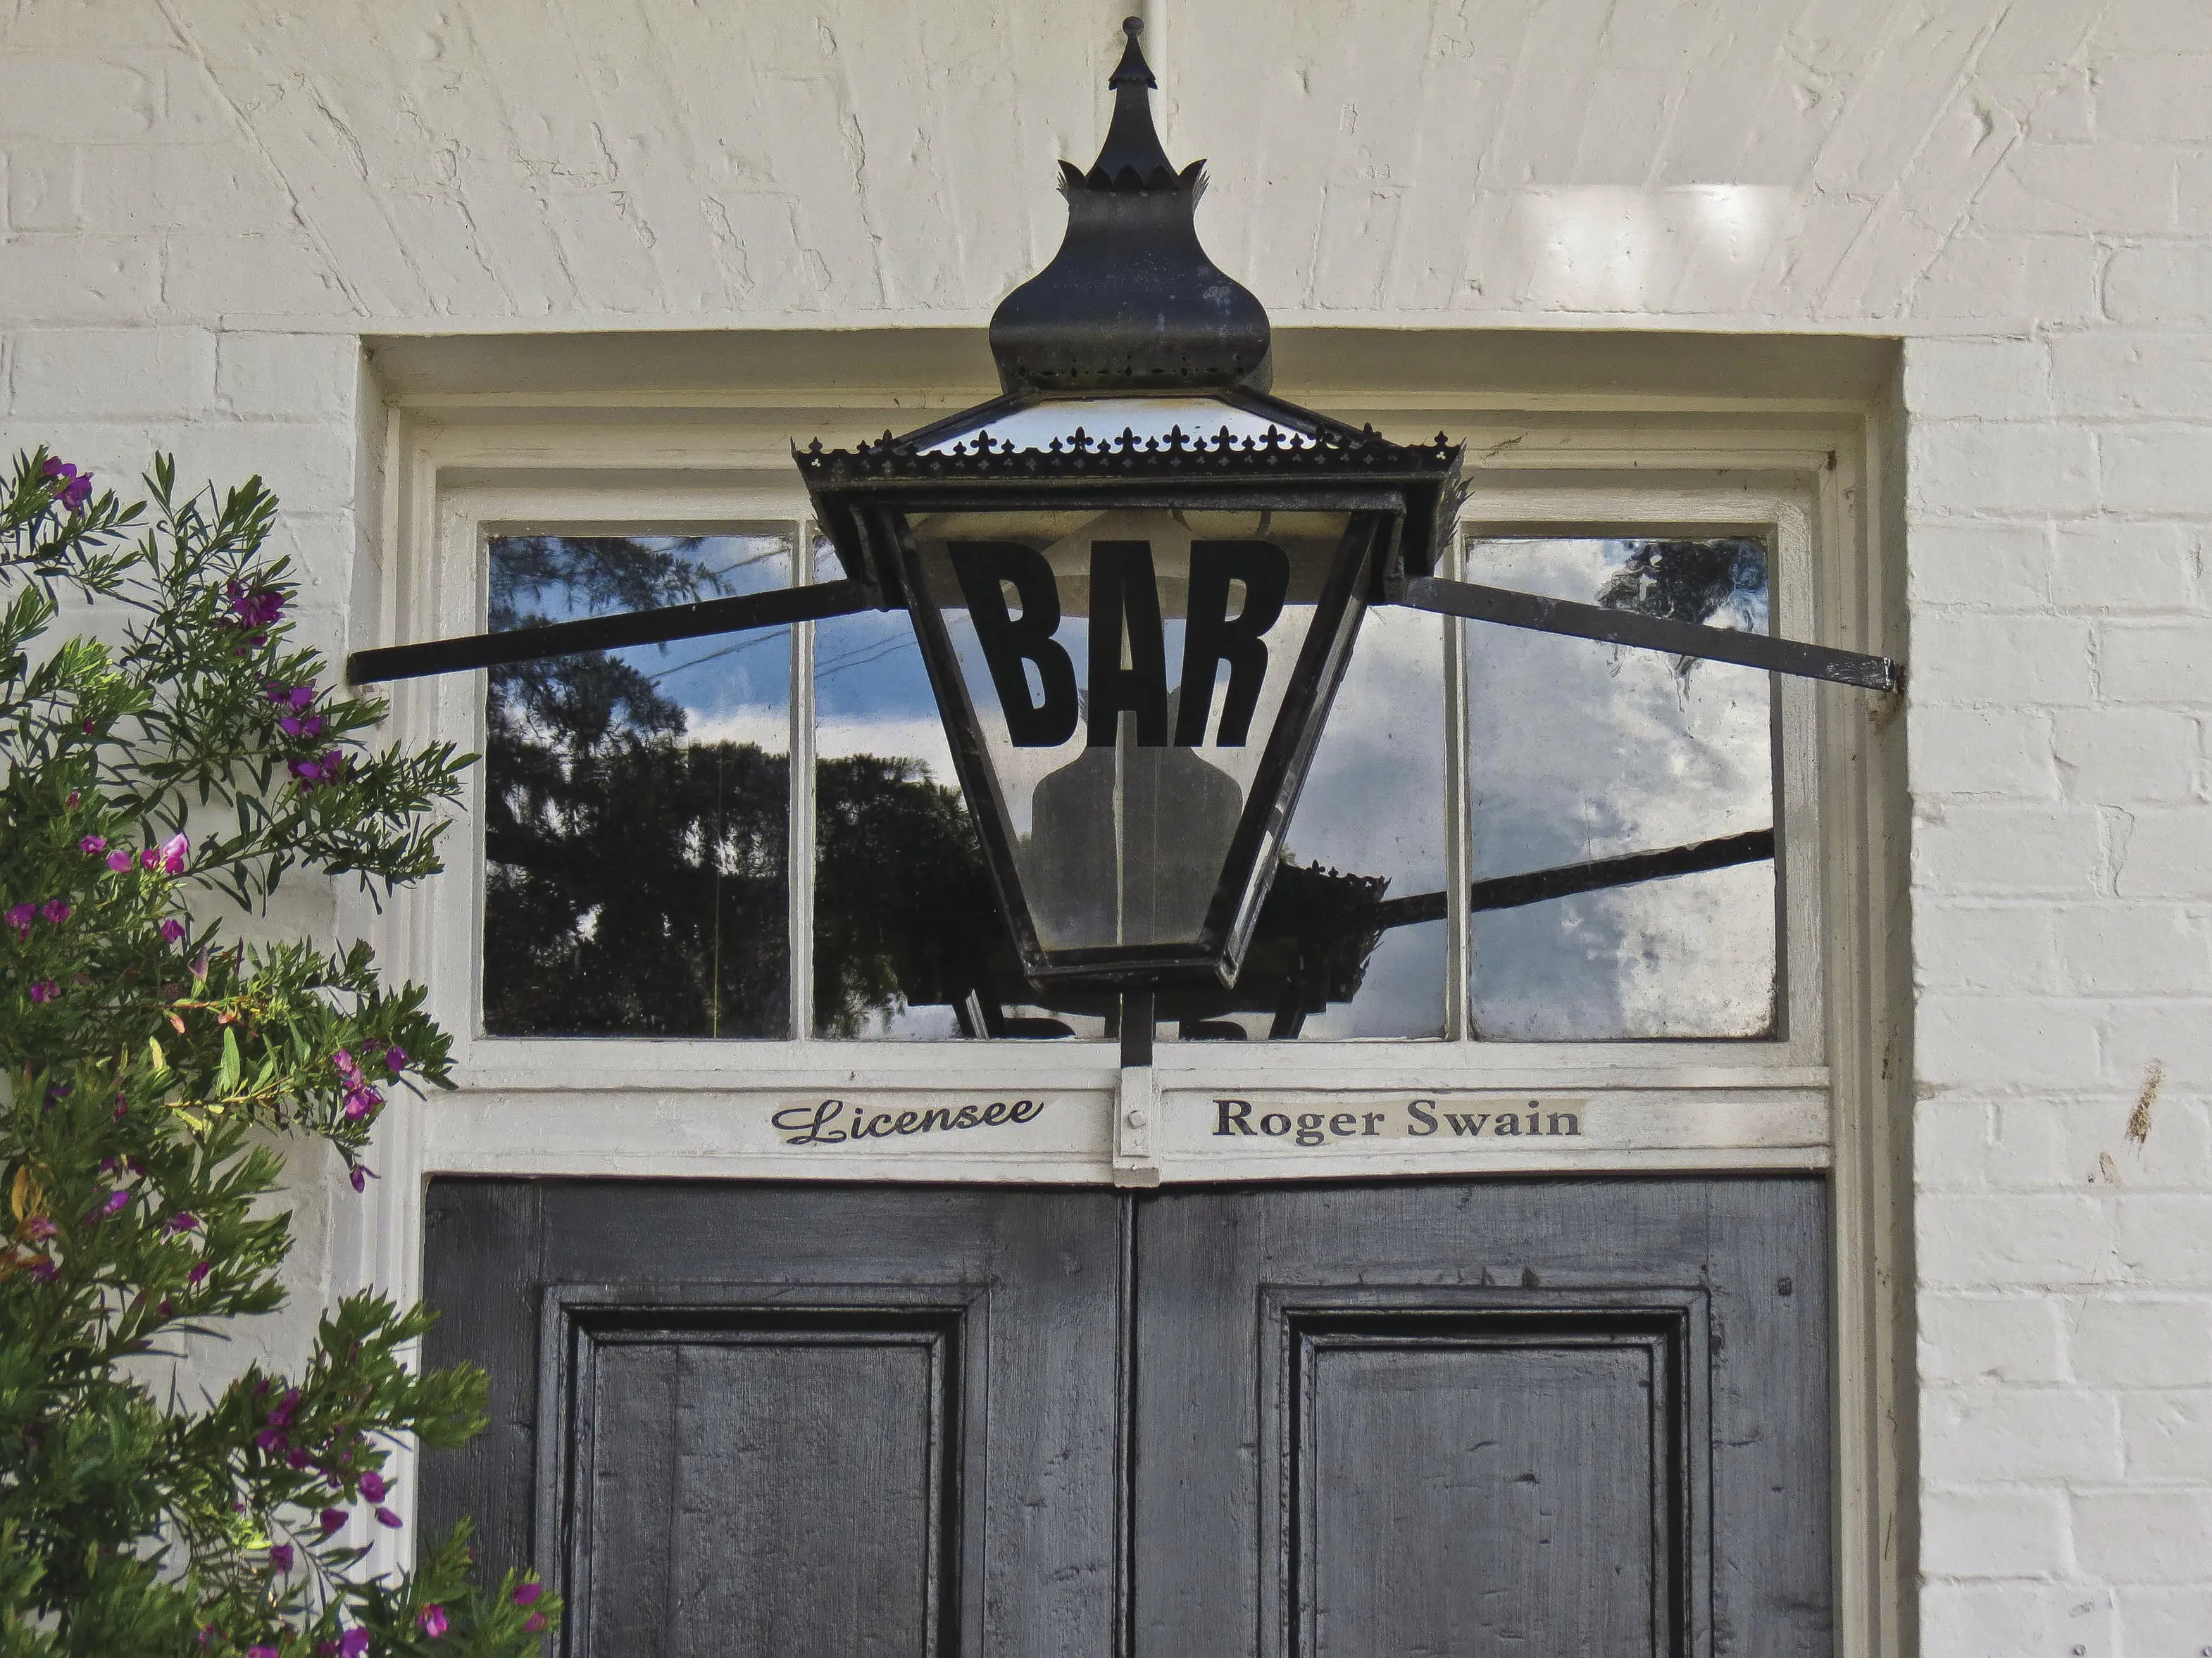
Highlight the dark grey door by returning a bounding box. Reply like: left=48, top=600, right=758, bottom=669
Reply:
left=421, top=1182, right=1127, bottom=1658
left=423, top=1176, right=1829, bottom=1658
left=1133, top=1177, right=1831, bottom=1657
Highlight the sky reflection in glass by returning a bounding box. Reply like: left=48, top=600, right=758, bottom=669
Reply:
left=1465, top=536, right=1777, bottom=1041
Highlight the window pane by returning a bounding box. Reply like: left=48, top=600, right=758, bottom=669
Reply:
left=811, top=539, right=1092, bottom=1039
left=482, top=533, right=793, bottom=1038
left=1466, top=536, right=1777, bottom=1040
left=1188, top=605, right=1449, bottom=1040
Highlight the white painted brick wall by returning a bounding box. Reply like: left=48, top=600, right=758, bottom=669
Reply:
left=1, top=1, right=2208, bottom=1650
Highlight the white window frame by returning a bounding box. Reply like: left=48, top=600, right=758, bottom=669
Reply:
left=396, top=484, right=1821, bottom=1117
left=338, top=363, right=1906, bottom=1657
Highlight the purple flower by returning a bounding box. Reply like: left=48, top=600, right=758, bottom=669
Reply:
left=164, top=1212, right=199, bottom=1234
left=158, top=834, right=189, bottom=874
left=342, top=1086, right=381, bottom=1122
left=27, top=1259, right=57, bottom=1283
left=105, top=850, right=132, bottom=873
left=385, top=1046, right=407, bottom=1074
left=139, top=846, right=158, bottom=870
left=338, top=1629, right=370, bottom=1658
left=359, top=1470, right=387, bottom=1502
left=223, top=580, right=286, bottom=634
left=26, top=1217, right=56, bottom=1241
left=6, top=903, right=32, bottom=941
left=28, top=981, right=58, bottom=1004
left=268, top=1388, right=299, bottom=1426
left=43, top=457, right=92, bottom=511
left=160, top=919, right=185, bottom=944
left=349, top=1164, right=377, bottom=1194
left=78, top=836, right=105, bottom=854
left=39, top=899, right=69, bottom=924
left=332, top=1049, right=361, bottom=1082
left=418, top=1604, right=449, bottom=1639
left=187, top=1262, right=211, bottom=1286
left=511, top=1582, right=544, bottom=1607
left=374, top=1505, right=401, bottom=1529
left=268, top=1543, right=294, bottom=1572
left=523, top=1614, right=546, bottom=1634
left=254, top=1428, right=287, bottom=1455
left=292, top=748, right=349, bottom=791
left=246, top=1646, right=278, bottom=1658
left=319, top=1507, right=346, bottom=1533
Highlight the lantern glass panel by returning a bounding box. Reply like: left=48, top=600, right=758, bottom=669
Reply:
left=908, top=506, right=1360, bottom=961
left=1464, top=535, right=1777, bottom=1041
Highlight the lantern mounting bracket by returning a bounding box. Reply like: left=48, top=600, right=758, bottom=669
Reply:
left=1400, top=574, right=1897, bottom=693
left=345, top=568, right=1898, bottom=696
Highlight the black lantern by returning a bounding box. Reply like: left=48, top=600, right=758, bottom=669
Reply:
left=346, top=15, right=1896, bottom=1045
left=797, top=20, right=1462, bottom=993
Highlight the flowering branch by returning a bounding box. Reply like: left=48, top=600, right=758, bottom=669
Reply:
left=0, top=452, right=549, bottom=1657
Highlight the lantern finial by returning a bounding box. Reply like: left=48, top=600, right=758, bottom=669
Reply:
left=988, top=17, right=1272, bottom=394
left=1089, top=17, right=1173, bottom=184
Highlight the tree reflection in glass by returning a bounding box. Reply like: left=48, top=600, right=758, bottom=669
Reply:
left=481, top=533, right=794, bottom=1038
left=810, top=540, right=1087, bottom=1038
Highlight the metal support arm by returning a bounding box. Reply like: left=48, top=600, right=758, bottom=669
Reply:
left=1396, top=575, right=1897, bottom=692
left=345, top=579, right=877, bottom=686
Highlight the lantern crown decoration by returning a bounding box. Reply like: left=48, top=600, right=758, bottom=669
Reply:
left=1085, top=16, right=1177, bottom=185
left=988, top=16, right=1274, bottom=396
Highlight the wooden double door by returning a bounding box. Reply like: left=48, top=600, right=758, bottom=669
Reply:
left=422, top=1177, right=1831, bottom=1657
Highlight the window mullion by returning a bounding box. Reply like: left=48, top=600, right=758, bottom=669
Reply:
left=1442, top=527, right=1471, bottom=1043
left=790, top=520, right=819, bottom=1041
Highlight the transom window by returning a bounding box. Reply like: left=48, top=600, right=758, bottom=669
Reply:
left=465, top=494, right=1805, bottom=1050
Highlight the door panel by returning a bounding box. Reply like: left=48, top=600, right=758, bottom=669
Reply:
left=1134, top=1176, right=1830, bottom=1657
left=551, top=1302, right=960, bottom=1657
left=1294, top=1310, right=1684, bottom=1654
left=421, top=1181, right=1126, bottom=1658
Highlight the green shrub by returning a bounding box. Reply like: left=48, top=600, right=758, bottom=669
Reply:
left=0, top=451, right=553, bottom=1657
